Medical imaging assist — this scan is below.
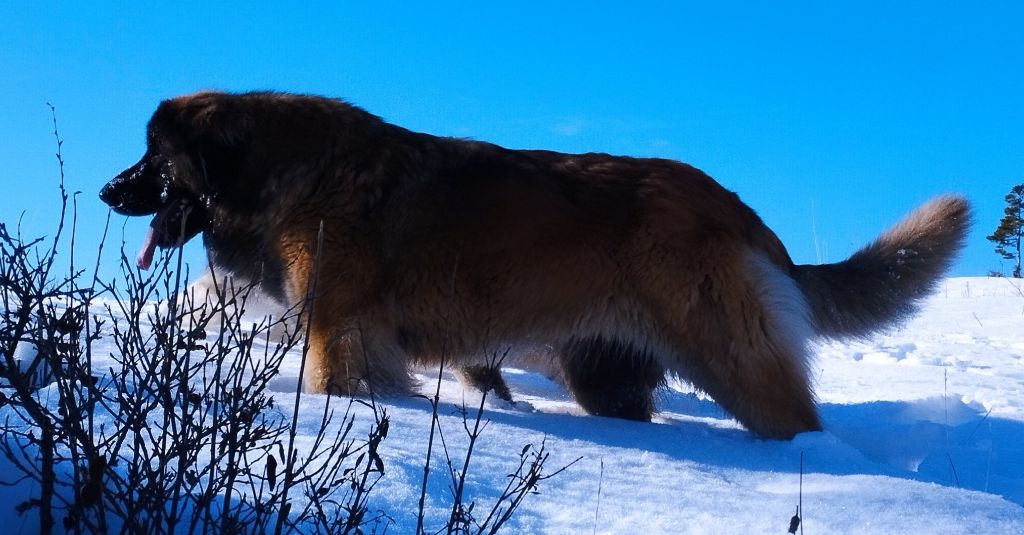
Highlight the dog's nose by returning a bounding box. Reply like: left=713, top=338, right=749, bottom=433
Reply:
left=100, top=159, right=164, bottom=215
left=99, top=181, right=117, bottom=205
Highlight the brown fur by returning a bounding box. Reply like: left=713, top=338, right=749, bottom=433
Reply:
left=100, top=91, right=971, bottom=439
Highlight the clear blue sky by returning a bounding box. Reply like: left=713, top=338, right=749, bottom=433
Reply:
left=2, top=1, right=1022, bottom=282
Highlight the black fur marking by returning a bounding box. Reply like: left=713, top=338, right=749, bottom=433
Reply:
left=559, top=337, right=664, bottom=421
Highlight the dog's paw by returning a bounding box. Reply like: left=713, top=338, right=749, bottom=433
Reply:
left=486, top=396, right=535, bottom=413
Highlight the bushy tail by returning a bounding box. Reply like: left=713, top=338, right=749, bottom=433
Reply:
left=792, top=195, right=971, bottom=339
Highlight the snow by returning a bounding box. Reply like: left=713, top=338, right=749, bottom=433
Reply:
left=3, top=277, right=1023, bottom=534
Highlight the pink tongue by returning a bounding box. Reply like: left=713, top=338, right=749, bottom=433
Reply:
left=136, top=219, right=159, bottom=270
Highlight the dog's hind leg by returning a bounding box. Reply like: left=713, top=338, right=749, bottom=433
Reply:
left=662, top=255, right=820, bottom=439
left=558, top=337, right=664, bottom=421
left=681, top=343, right=819, bottom=439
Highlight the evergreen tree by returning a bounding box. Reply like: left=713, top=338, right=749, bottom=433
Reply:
left=987, top=184, right=1024, bottom=278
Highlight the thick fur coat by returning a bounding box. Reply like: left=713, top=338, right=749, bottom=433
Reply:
left=100, top=91, right=970, bottom=438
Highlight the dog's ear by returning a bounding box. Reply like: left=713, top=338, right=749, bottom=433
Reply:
left=148, top=92, right=250, bottom=194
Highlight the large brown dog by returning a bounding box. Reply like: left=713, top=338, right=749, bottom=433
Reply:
left=100, top=91, right=970, bottom=439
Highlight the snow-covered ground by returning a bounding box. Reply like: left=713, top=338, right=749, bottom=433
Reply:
left=3, top=277, right=1023, bottom=533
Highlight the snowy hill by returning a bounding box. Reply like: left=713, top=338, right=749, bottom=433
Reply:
left=2, top=277, right=1023, bottom=534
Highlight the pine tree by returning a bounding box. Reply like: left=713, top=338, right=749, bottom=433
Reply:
left=987, top=184, right=1024, bottom=278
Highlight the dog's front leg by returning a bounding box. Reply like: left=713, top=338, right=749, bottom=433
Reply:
left=278, top=231, right=412, bottom=397
left=303, top=309, right=413, bottom=397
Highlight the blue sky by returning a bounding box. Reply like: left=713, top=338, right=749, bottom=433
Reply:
left=2, top=1, right=1022, bottom=281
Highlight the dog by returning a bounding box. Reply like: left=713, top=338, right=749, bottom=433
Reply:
left=100, top=91, right=969, bottom=439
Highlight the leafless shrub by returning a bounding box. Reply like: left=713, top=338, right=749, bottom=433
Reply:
left=417, top=351, right=581, bottom=535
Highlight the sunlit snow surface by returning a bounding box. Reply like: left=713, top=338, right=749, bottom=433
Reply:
left=2, top=277, right=1022, bottom=534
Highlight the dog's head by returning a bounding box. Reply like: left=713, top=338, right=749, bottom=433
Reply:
left=100, top=92, right=250, bottom=269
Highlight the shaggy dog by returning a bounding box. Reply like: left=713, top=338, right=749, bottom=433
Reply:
left=100, top=91, right=969, bottom=439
